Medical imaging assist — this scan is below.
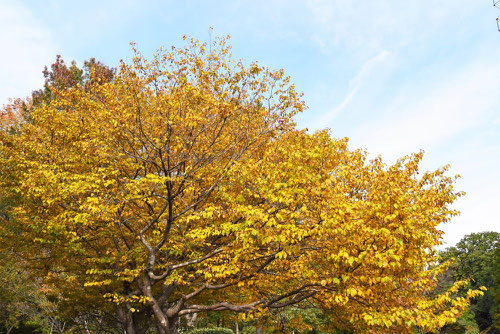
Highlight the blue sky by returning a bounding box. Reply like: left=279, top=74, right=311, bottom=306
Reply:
left=1, top=0, right=499, bottom=247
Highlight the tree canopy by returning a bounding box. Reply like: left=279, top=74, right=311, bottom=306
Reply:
left=0, top=36, right=484, bottom=334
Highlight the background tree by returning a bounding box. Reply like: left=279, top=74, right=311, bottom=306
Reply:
left=492, top=244, right=500, bottom=330
left=0, top=36, right=484, bottom=334
left=31, top=55, right=115, bottom=108
left=439, top=232, right=500, bottom=333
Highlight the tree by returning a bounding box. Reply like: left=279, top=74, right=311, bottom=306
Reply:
left=31, top=54, right=115, bottom=107
left=0, top=35, right=484, bottom=334
left=492, top=244, right=500, bottom=330
left=440, top=232, right=500, bottom=332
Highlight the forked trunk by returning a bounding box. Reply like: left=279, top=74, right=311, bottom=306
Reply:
left=118, top=305, right=137, bottom=334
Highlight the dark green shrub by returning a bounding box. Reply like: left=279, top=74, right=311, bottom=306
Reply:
left=189, top=327, right=234, bottom=334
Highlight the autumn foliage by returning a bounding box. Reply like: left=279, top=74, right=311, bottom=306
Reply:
left=0, top=36, right=483, bottom=333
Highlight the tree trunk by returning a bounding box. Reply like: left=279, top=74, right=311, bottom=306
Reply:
left=153, top=316, right=179, bottom=334
left=256, top=325, right=264, bottom=334
left=164, top=317, right=179, bottom=334
left=235, top=320, right=240, bottom=334
left=156, top=322, right=167, bottom=334
left=118, top=305, right=137, bottom=334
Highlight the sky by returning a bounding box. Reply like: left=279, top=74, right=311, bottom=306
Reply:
left=1, top=0, right=499, bottom=247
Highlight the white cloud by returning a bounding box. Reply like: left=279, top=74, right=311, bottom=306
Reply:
left=0, top=0, right=57, bottom=106
left=442, top=175, right=500, bottom=248
left=437, top=134, right=500, bottom=247
left=349, top=60, right=500, bottom=163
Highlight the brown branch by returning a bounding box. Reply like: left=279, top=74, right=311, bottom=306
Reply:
left=148, top=248, right=223, bottom=281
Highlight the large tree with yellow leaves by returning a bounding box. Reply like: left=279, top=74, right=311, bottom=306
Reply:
left=0, top=36, right=483, bottom=334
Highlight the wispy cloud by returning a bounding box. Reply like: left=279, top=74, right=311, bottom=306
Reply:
left=316, top=50, right=390, bottom=126
left=305, top=0, right=480, bottom=53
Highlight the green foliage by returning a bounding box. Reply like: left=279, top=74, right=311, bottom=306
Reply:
left=264, top=306, right=329, bottom=333
left=0, top=255, right=50, bottom=333
left=0, top=321, right=43, bottom=334
left=240, top=326, right=256, bottom=334
left=492, top=244, right=500, bottom=331
left=234, top=307, right=351, bottom=334
left=440, top=231, right=500, bottom=332
left=440, top=309, right=480, bottom=334
left=188, top=327, right=234, bottom=334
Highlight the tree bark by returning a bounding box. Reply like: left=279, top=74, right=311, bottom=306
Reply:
left=155, top=322, right=167, bottom=334
left=118, top=305, right=136, bottom=334
left=163, top=316, right=179, bottom=334
left=235, top=320, right=240, bottom=334
left=139, top=275, right=173, bottom=333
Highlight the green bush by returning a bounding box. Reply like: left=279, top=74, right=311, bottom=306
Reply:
left=189, top=327, right=234, bottom=334
left=241, top=326, right=256, bottom=334
left=440, top=309, right=480, bottom=334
